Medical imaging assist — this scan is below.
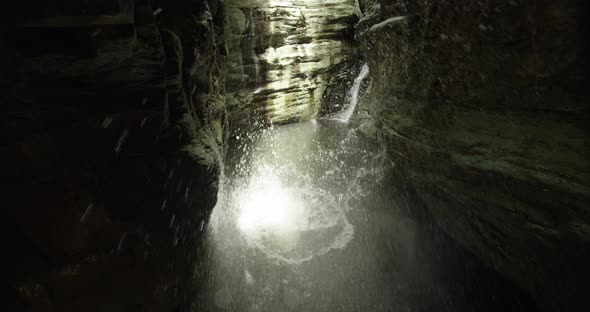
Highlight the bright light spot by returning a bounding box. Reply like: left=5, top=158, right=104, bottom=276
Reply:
left=237, top=175, right=305, bottom=234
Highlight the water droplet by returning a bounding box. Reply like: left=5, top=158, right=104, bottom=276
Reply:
left=79, top=203, right=93, bottom=223
left=117, top=232, right=127, bottom=251
left=91, top=28, right=102, bottom=37
left=152, top=8, right=163, bottom=16
left=101, top=116, right=113, bottom=128
left=114, top=130, right=129, bottom=154
left=169, top=214, right=175, bottom=228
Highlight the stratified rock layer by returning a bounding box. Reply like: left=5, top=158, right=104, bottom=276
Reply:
left=357, top=1, right=589, bottom=311
left=225, top=0, right=357, bottom=126
left=1, top=1, right=227, bottom=310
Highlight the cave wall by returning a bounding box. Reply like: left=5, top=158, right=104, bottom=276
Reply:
left=224, top=0, right=358, bottom=127
left=357, top=0, right=589, bottom=310
left=1, top=0, right=227, bottom=310
left=2, top=0, right=589, bottom=310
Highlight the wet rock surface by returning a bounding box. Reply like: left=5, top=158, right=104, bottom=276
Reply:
left=1, top=1, right=226, bottom=311
left=1, top=0, right=588, bottom=311
left=356, top=0, right=590, bottom=310
left=224, top=0, right=358, bottom=126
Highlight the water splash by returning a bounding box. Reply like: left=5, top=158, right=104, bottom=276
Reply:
left=209, top=120, right=386, bottom=267
left=201, top=117, right=387, bottom=312
left=333, top=63, right=370, bottom=123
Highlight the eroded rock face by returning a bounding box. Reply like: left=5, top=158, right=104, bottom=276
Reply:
left=357, top=0, right=589, bottom=310
left=225, top=0, right=358, bottom=126
left=1, top=1, right=227, bottom=310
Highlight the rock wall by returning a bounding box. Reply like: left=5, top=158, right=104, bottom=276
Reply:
left=1, top=0, right=227, bottom=310
left=357, top=0, right=589, bottom=311
left=2, top=0, right=588, bottom=310
left=224, top=0, right=358, bottom=126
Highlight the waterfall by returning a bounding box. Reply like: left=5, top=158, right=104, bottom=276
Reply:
left=334, top=63, right=370, bottom=123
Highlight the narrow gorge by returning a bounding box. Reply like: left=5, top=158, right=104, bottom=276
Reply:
left=1, top=1, right=588, bottom=311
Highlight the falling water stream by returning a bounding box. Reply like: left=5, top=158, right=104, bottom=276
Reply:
left=333, top=63, right=370, bottom=123
left=195, top=69, right=535, bottom=312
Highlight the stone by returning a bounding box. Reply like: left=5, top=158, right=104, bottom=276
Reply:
left=1, top=0, right=227, bottom=310
left=357, top=0, right=590, bottom=310
left=225, top=0, right=358, bottom=127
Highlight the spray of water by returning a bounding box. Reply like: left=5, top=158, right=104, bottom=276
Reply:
left=209, top=121, right=385, bottom=265
left=200, top=62, right=384, bottom=311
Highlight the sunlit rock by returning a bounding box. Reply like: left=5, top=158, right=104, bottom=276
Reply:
left=225, top=0, right=358, bottom=126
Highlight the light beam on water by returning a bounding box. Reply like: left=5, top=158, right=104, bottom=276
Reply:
left=209, top=120, right=376, bottom=265
left=200, top=116, right=392, bottom=311
left=237, top=175, right=302, bottom=233
left=198, top=63, right=392, bottom=311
